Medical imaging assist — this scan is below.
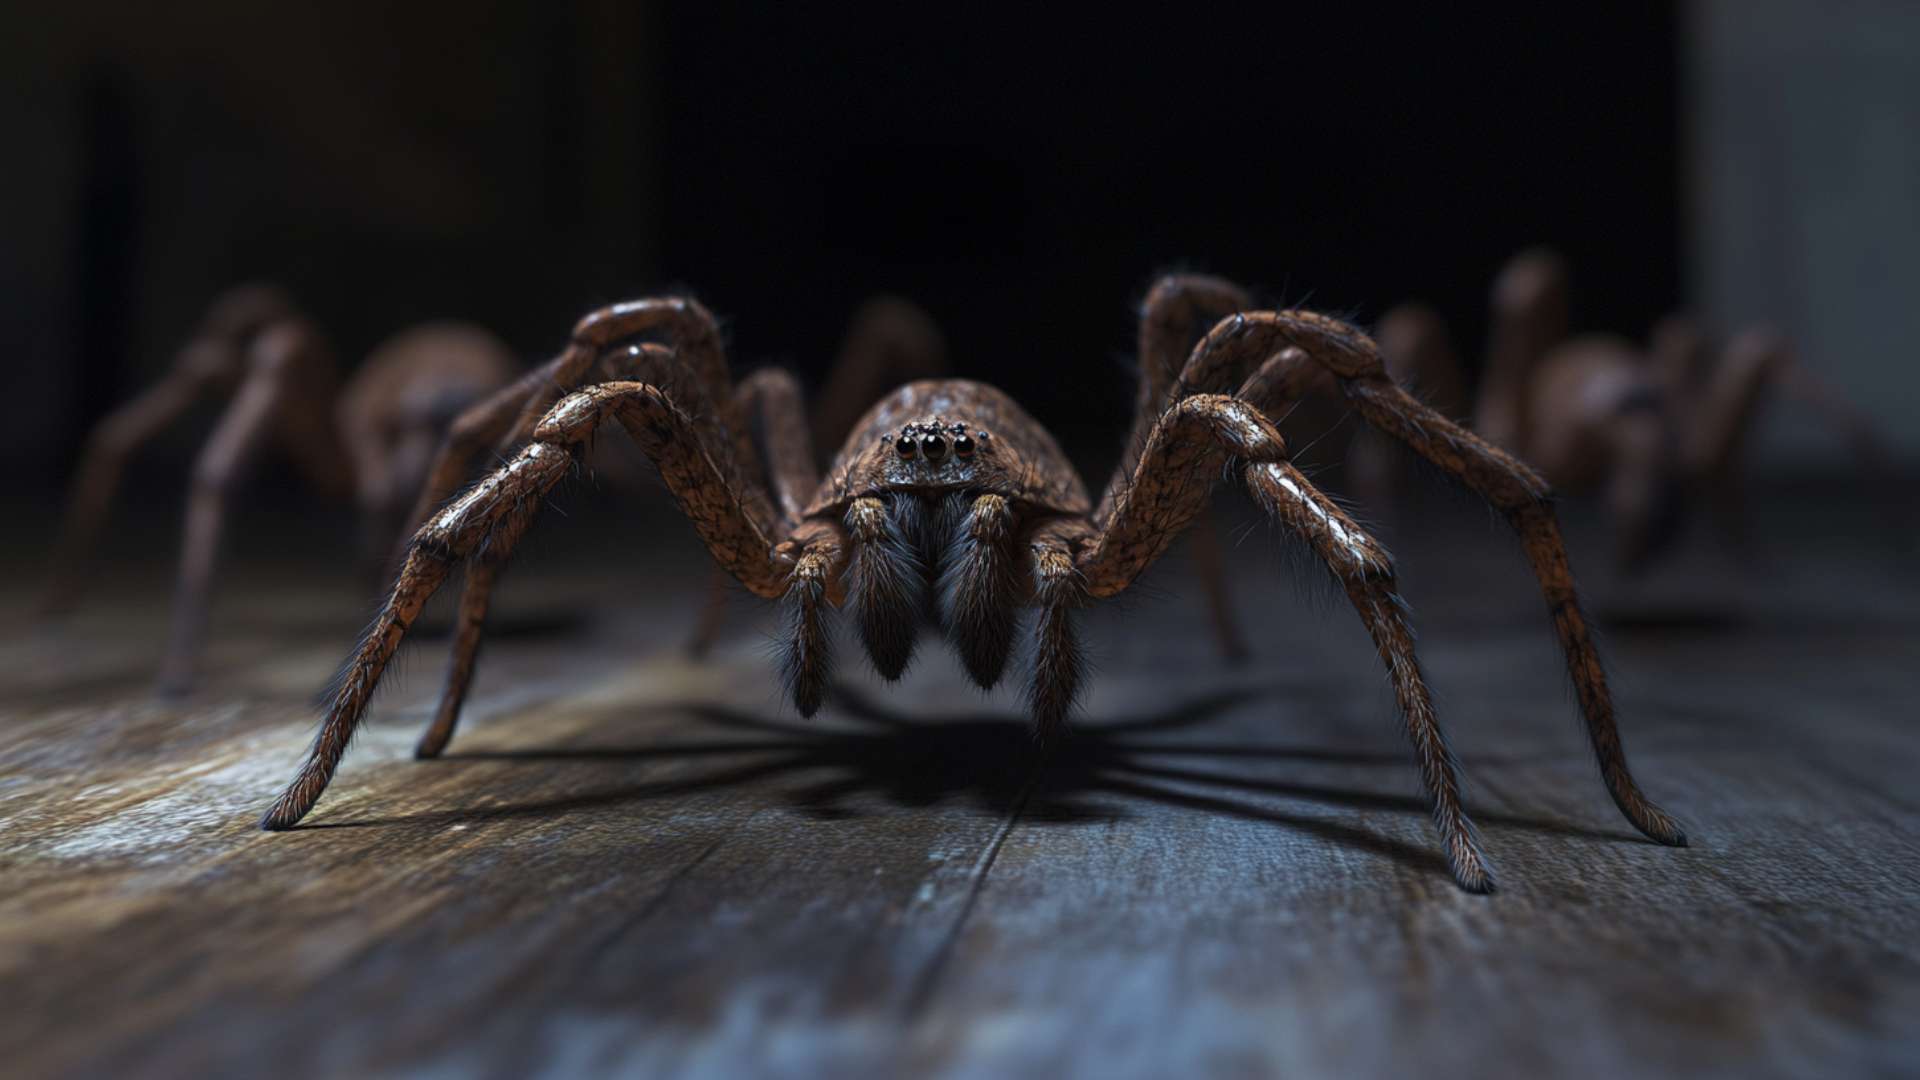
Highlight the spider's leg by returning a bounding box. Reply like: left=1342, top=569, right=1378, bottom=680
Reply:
left=1197, top=311, right=1686, bottom=848
left=938, top=493, right=1024, bottom=690
left=1243, top=459, right=1491, bottom=892
left=157, top=332, right=315, bottom=696
left=810, top=296, right=947, bottom=452
left=688, top=366, right=820, bottom=657
left=393, top=344, right=596, bottom=568
left=413, top=552, right=506, bottom=760
left=1079, top=394, right=1492, bottom=891
left=39, top=371, right=208, bottom=616
left=263, top=379, right=788, bottom=829
left=1097, top=273, right=1257, bottom=664
left=424, top=341, right=758, bottom=748
left=778, top=520, right=846, bottom=716
left=1026, top=517, right=1093, bottom=741
left=395, top=298, right=735, bottom=563
left=1185, top=512, right=1249, bottom=663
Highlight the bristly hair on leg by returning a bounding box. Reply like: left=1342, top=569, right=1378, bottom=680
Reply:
left=845, top=496, right=924, bottom=681
left=1025, top=541, right=1087, bottom=743
left=936, top=493, right=1021, bottom=690
left=778, top=565, right=833, bottom=717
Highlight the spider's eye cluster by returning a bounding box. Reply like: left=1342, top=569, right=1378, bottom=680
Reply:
left=895, top=421, right=987, bottom=463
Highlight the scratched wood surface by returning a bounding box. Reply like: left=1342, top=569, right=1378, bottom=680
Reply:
left=2, top=486, right=1917, bottom=1079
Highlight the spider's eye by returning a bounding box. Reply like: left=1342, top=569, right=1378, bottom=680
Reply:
left=953, top=433, right=975, bottom=457
left=920, top=432, right=949, bottom=461
left=895, top=434, right=916, bottom=457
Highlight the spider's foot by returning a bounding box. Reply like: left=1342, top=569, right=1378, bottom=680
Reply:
left=1632, top=805, right=1689, bottom=848
left=414, top=705, right=458, bottom=759
left=259, top=794, right=308, bottom=832
left=1447, top=841, right=1497, bottom=895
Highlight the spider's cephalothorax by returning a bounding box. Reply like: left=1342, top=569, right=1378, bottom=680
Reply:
left=263, top=279, right=1691, bottom=894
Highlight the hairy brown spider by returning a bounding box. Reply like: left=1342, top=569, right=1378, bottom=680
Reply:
left=41, top=284, right=516, bottom=693
left=261, top=276, right=1690, bottom=893
left=1361, top=249, right=1901, bottom=569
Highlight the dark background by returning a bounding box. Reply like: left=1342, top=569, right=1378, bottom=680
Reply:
left=5, top=2, right=1680, bottom=482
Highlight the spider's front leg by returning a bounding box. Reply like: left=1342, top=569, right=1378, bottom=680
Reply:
left=1078, top=394, right=1493, bottom=891
left=262, top=379, right=788, bottom=829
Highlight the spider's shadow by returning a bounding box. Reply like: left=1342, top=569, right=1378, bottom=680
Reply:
left=317, top=680, right=1646, bottom=883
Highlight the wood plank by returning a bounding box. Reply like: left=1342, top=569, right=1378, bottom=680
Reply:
left=1, top=498, right=1916, bottom=1078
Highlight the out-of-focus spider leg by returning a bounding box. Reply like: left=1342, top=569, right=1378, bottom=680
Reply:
left=1078, top=394, right=1493, bottom=892
left=39, top=372, right=209, bottom=615
left=1775, top=357, right=1912, bottom=549
left=809, top=296, right=948, bottom=453
left=1181, top=311, right=1685, bottom=848
left=265, top=379, right=788, bottom=828
left=1184, top=513, right=1248, bottom=663
left=1347, top=304, right=1465, bottom=513
left=395, top=298, right=736, bottom=567
left=1100, top=273, right=1258, bottom=663
left=155, top=328, right=320, bottom=695
left=686, top=367, right=823, bottom=657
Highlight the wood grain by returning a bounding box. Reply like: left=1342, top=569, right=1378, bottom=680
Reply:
left=2, top=491, right=1916, bottom=1078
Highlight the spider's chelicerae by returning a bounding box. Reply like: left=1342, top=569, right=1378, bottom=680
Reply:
left=262, top=275, right=1688, bottom=893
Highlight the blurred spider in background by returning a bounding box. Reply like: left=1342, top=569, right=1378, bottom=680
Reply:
left=1352, top=249, right=1901, bottom=570
left=40, top=285, right=517, bottom=694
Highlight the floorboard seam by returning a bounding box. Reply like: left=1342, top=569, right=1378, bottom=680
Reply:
left=901, top=766, right=1040, bottom=1018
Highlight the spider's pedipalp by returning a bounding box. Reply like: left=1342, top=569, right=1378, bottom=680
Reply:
left=937, top=493, right=1022, bottom=690
left=845, top=496, right=924, bottom=681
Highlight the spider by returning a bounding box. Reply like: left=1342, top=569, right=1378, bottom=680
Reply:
left=40, top=284, right=517, bottom=694
left=260, top=275, right=1689, bottom=893
left=383, top=294, right=950, bottom=663
left=1357, top=249, right=1901, bottom=569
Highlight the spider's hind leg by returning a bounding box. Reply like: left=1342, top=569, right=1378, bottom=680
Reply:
left=1079, top=394, right=1493, bottom=891
left=1211, top=311, right=1687, bottom=848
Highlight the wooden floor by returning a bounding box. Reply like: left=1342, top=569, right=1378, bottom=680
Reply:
left=3, top=488, right=1917, bottom=1078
